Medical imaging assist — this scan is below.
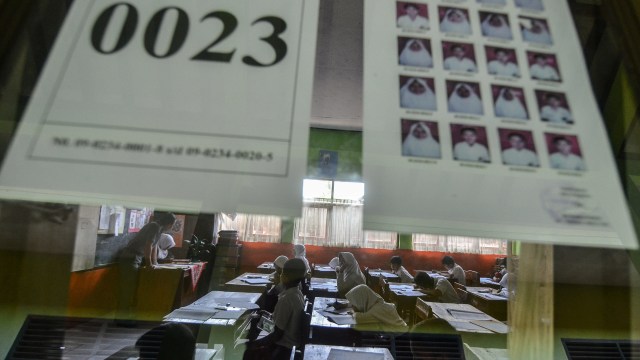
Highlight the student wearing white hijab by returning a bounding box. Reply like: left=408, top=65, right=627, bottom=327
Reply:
left=487, top=48, right=520, bottom=77
left=448, top=83, right=483, bottom=115
left=540, top=94, right=573, bottom=124
left=549, top=137, right=586, bottom=171
left=516, top=0, right=544, bottom=11
left=440, top=8, right=472, bottom=35
left=443, top=44, right=477, bottom=72
left=529, top=54, right=560, bottom=81
left=481, top=13, right=512, bottom=39
left=521, top=19, right=552, bottom=45
left=293, top=244, right=311, bottom=274
left=402, top=122, right=441, bottom=159
left=336, top=252, right=366, bottom=297
left=453, top=127, right=490, bottom=163
left=397, top=3, right=430, bottom=30
left=156, top=233, right=175, bottom=260
left=344, top=285, right=408, bottom=333
left=501, top=133, right=539, bottom=167
left=399, top=39, right=433, bottom=68
left=328, top=257, right=340, bottom=269
left=400, top=77, right=437, bottom=111
left=494, top=87, right=528, bottom=119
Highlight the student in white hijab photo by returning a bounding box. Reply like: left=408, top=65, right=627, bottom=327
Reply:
left=447, top=82, right=483, bottom=115
left=481, top=12, right=513, bottom=39
left=443, top=43, right=477, bottom=73
left=516, top=0, right=544, bottom=11
left=539, top=92, right=573, bottom=124
left=452, top=126, right=491, bottom=163
left=548, top=136, right=586, bottom=171
left=494, top=87, right=528, bottom=119
left=521, top=18, right=553, bottom=45
left=501, top=132, right=539, bottom=167
left=529, top=53, right=560, bottom=81
left=487, top=47, right=520, bottom=78
left=397, top=2, right=430, bottom=30
left=401, top=121, right=441, bottom=159
left=400, top=77, right=437, bottom=111
left=399, top=38, right=433, bottom=68
left=440, top=7, right=472, bottom=35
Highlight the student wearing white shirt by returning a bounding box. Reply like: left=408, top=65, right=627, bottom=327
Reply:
left=399, top=38, right=433, bottom=68
left=521, top=18, right=553, bottom=45
left=540, top=94, right=573, bottom=124
left=529, top=53, right=560, bottom=81
left=390, top=256, right=414, bottom=283
left=494, top=87, right=528, bottom=119
left=481, top=13, right=512, bottom=39
left=453, top=127, right=490, bottom=163
left=443, top=44, right=477, bottom=73
left=442, top=255, right=466, bottom=286
left=156, top=233, right=176, bottom=260
left=501, top=132, right=539, bottom=167
left=397, top=3, right=430, bottom=30
left=487, top=47, right=520, bottom=78
left=549, top=136, right=586, bottom=171
left=415, top=272, right=460, bottom=304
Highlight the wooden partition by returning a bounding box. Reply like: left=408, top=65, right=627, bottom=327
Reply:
left=238, top=241, right=500, bottom=276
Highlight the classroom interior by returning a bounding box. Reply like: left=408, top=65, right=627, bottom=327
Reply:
left=0, top=0, right=640, bottom=359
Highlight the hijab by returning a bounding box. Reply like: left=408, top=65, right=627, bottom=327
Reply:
left=345, top=285, right=408, bottom=332
left=399, top=39, right=433, bottom=68
left=402, top=122, right=441, bottom=158
left=337, top=252, right=366, bottom=294
left=440, top=9, right=472, bottom=35
left=400, top=77, right=437, bottom=111
left=522, top=21, right=552, bottom=45
left=495, top=88, right=528, bottom=119
left=293, top=244, right=310, bottom=273
left=448, top=83, right=483, bottom=115
left=481, top=14, right=512, bottom=39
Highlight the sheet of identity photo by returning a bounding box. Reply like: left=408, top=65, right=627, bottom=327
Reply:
left=527, top=51, right=561, bottom=82
left=451, top=124, right=491, bottom=163
left=439, top=7, right=472, bottom=35
left=480, top=11, right=513, bottom=40
left=545, top=133, right=586, bottom=171
left=442, top=41, right=477, bottom=73
left=396, top=2, right=430, bottom=31
left=519, top=16, right=553, bottom=45
left=492, top=85, right=529, bottom=120
left=486, top=46, right=520, bottom=78
left=400, top=120, right=442, bottom=159
left=535, top=90, right=573, bottom=124
left=498, top=129, right=540, bottom=167
left=398, top=37, right=433, bottom=68
left=400, top=76, right=437, bottom=111
left=446, top=81, right=484, bottom=116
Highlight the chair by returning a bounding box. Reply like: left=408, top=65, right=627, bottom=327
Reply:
left=453, top=282, right=468, bottom=303
left=464, top=270, right=479, bottom=286
left=379, top=277, right=391, bottom=302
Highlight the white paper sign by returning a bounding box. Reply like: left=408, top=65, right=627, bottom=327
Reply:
left=362, top=0, right=637, bottom=249
left=0, top=0, right=319, bottom=216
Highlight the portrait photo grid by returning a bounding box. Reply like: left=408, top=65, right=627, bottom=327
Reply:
left=390, top=0, right=585, bottom=172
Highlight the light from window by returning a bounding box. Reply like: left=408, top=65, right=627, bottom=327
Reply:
left=412, top=234, right=507, bottom=255
left=303, top=179, right=332, bottom=202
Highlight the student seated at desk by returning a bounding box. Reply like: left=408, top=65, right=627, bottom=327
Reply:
left=442, top=255, right=466, bottom=285
left=336, top=252, right=366, bottom=297
left=415, top=272, right=460, bottom=304
left=263, top=255, right=289, bottom=312
left=343, top=284, right=408, bottom=333
left=293, top=244, right=311, bottom=274
left=244, top=258, right=307, bottom=360
left=390, top=256, right=414, bottom=283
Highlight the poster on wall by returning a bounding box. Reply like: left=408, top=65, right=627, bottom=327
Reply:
left=0, top=0, right=319, bottom=217
left=362, top=0, right=638, bottom=249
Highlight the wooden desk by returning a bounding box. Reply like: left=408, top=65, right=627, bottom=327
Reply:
left=310, top=297, right=357, bottom=346
left=464, top=344, right=509, bottom=360
left=224, top=272, right=272, bottom=293
left=309, top=277, right=339, bottom=298
left=416, top=299, right=508, bottom=334
left=387, top=284, right=431, bottom=323
left=465, top=287, right=508, bottom=321
left=313, top=264, right=337, bottom=279
left=256, top=262, right=275, bottom=274
left=304, top=344, right=393, bottom=360
left=368, top=270, right=401, bottom=282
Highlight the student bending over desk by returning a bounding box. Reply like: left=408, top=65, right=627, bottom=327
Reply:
left=244, top=258, right=307, bottom=360
left=340, top=284, right=408, bottom=333
left=336, top=252, right=366, bottom=297
left=442, top=255, right=466, bottom=285
left=390, top=256, right=414, bottom=283
left=415, top=272, right=461, bottom=304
